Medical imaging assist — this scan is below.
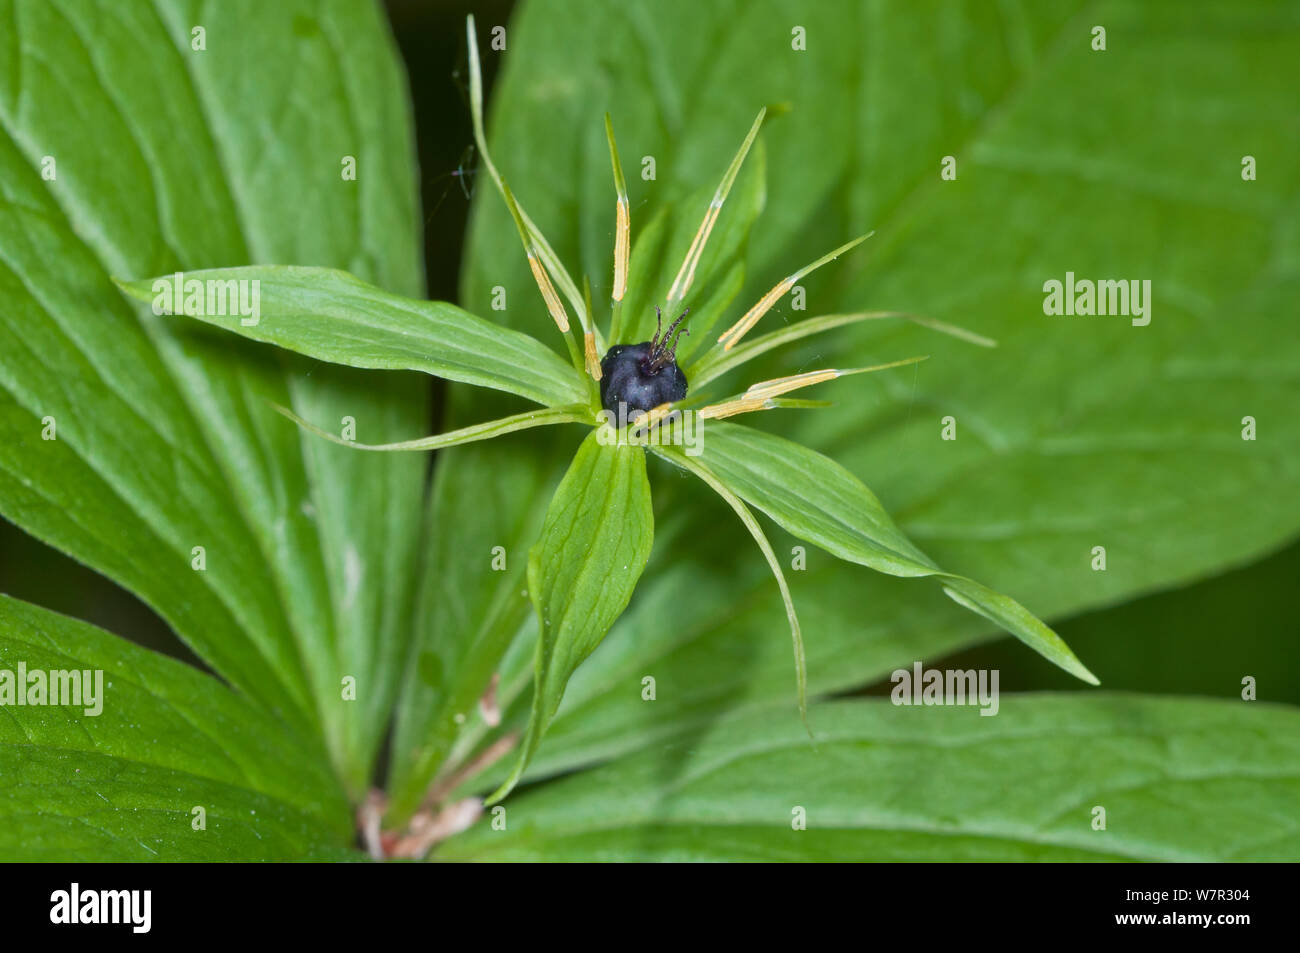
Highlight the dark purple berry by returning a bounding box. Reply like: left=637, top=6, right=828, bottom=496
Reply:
left=600, top=307, right=690, bottom=417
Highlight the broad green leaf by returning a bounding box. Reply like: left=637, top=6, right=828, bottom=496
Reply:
left=691, top=422, right=1096, bottom=683
left=0, top=595, right=357, bottom=861
left=117, top=266, right=587, bottom=409
left=0, top=0, right=428, bottom=791
left=488, top=430, right=654, bottom=802
left=439, top=694, right=1300, bottom=861
left=451, top=0, right=1300, bottom=780
left=698, top=422, right=937, bottom=575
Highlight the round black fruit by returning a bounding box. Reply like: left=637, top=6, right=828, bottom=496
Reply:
left=599, top=308, right=689, bottom=417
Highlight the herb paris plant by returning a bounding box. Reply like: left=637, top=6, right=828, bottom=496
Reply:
left=119, top=14, right=1095, bottom=809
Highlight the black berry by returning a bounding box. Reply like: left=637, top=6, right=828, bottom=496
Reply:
left=599, top=308, right=689, bottom=417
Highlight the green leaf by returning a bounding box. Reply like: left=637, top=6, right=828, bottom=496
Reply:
left=488, top=429, right=655, bottom=802
left=439, top=694, right=1300, bottom=861
left=695, top=421, right=1096, bottom=684
left=116, top=266, right=587, bottom=409
left=700, top=421, right=935, bottom=574
left=0, top=595, right=357, bottom=861
left=451, top=0, right=1298, bottom=779
left=0, top=0, right=429, bottom=793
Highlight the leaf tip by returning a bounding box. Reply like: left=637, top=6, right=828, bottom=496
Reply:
left=111, top=276, right=150, bottom=303
left=799, top=699, right=814, bottom=744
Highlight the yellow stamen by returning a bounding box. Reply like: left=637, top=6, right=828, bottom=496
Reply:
left=699, top=397, right=769, bottom=420
left=666, top=108, right=766, bottom=303
left=637, top=402, right=678, bottom=429
left=717, top=277, right=795, bottom=351
left=743, top=368, right=840, bottom=400
left=614, top=198, right=629, bottom=302
left=469, top=16, right=589, bottom=336
left=605, top=113, right=631, bottom=316
left=667, top=202, right=722, bottom=302
left=584, top=332, right=602, bottom=380
left=703, top=356, right=929, bottom=419
left=717, top=232, right=875, bottom=350
left=528, top=254, right=570, bottom=333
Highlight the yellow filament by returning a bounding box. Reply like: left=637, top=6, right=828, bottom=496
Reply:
left=613, top=199, right=629, bottom=302
left=699, top=397, right=770, bottom=420
left=717, top=277, right=796, bottom=350
left=743, top=369, right=840, bottom=401
left=528, top=254, right=569, bottom=333
left=667, top=203, right=722, bottom=302
left=584, top=332, right=602, bottom=381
